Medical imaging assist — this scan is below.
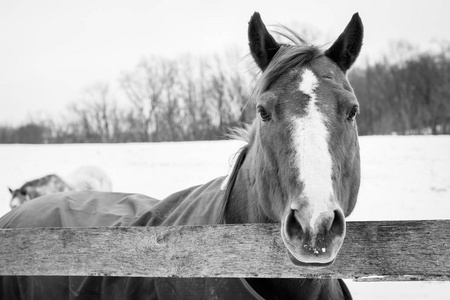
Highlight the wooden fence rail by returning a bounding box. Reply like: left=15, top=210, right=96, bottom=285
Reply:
left=1, top=220, right=449, bottom=282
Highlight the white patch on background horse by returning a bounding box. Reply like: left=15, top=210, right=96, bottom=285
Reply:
left=65, top=166, right=112, bottom=192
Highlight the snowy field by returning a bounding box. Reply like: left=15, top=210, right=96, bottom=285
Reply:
left=1, top=136, right=449, bottom=298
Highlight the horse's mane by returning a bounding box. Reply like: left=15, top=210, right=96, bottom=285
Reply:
left=230, top=25, right=322, bottom=145
left=227, top=123, right=255, bottom=144
left=20, top=174, right=61, bottom=191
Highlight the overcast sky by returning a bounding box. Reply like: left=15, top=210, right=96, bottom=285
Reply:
left=1, top=0, right=449, bottom=125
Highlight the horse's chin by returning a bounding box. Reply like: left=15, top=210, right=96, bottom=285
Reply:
left=287, top=252, right=335, bottom=268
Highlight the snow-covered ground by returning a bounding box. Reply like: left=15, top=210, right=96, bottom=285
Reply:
left=1, top=136, right=449, bottom=298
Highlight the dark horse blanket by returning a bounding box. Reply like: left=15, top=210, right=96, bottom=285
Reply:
left=0, top=151, right=273, bottom=300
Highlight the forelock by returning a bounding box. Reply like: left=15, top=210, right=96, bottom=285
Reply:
left=253, top=28, right=322, bottom=97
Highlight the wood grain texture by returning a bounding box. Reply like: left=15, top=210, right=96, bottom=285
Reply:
left=1, top=220, right=449, bottom=281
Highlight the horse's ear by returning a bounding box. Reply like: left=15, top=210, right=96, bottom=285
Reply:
left=248, top=12, right=281, bottom=71
left=325, top=13, right=363, bottom=72
left=8, top=187, right=13, bottom=194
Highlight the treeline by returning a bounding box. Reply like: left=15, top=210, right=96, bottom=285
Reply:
left=350, top=44, right=450, bottom=135
left=1, top=53, right=256, bottom=143
left=1, top=43, right=449, bottom=143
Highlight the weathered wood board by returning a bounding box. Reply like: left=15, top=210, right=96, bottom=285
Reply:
left=1, top=220, right=449, bottom=281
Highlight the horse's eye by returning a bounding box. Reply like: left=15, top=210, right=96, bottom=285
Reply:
left=257, top=106, right=271, bottom=122
left=347, top=105, right=359, bottom=121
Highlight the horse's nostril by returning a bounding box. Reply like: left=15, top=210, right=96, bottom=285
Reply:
left=330, top=209, right=345, bottom=236
left=286, top=209, right=303, bottom=239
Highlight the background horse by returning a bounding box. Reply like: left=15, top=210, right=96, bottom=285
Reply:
left=8, top=166, right=112, bottom=209
left=0, top=11, right=362, bottom=299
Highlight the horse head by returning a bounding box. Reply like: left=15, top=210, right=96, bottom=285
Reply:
left=247, top=12, right=363, bottom=266
left=8, top=186, right=31, bottom=209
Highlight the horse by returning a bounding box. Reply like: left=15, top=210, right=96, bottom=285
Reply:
left=0, top=11, right=363, bottom=300
left=8, top=166, right=112, bottom=209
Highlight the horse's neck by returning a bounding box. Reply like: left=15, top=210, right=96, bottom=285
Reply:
left=225, top=142, right=274, bottom=224
left=25, top=175, right=70, bottom=200
left=225, top=129, right=292, bottom=225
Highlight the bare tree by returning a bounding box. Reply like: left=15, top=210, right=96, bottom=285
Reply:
left=159, top=60, right=183, bottom=141
left=120, top=59, right=165, bottom=142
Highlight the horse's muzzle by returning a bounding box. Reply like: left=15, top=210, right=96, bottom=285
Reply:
left=281, top=207, right=346, bottom=266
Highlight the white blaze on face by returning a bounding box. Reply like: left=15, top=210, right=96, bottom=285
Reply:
left=293, top=68, right=334, bottom=229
